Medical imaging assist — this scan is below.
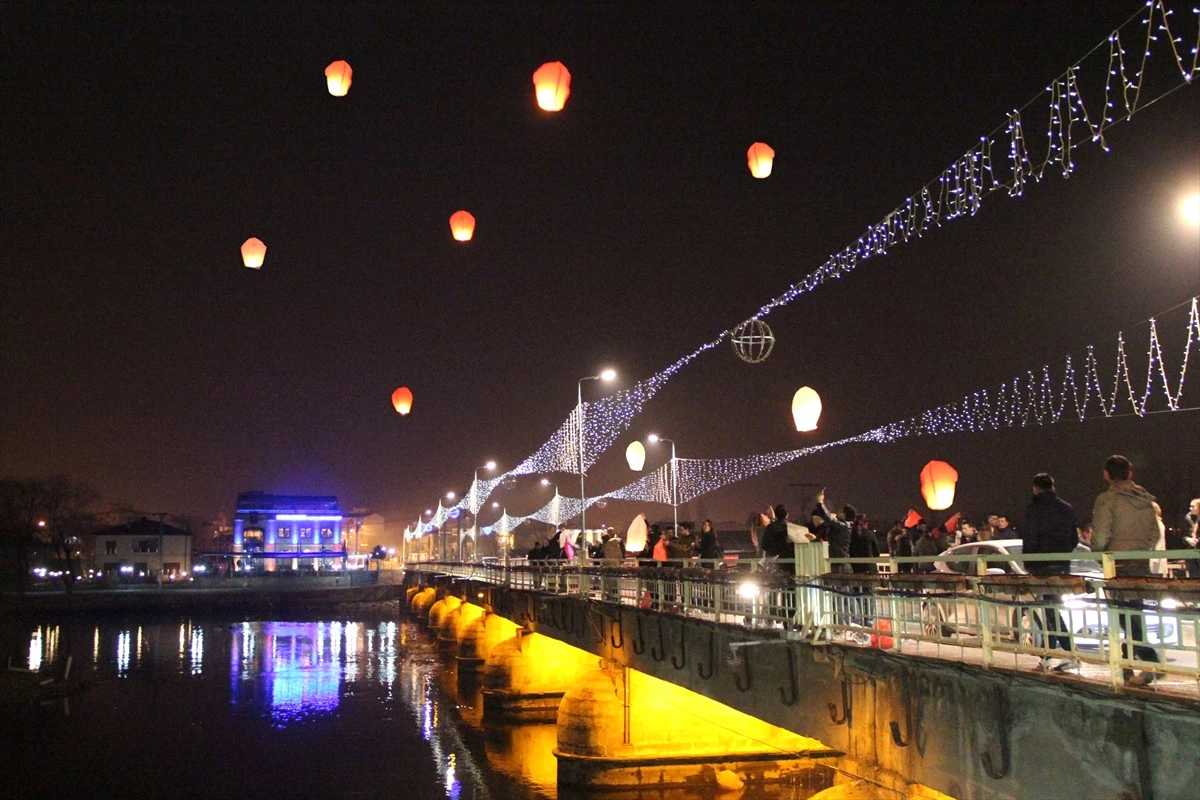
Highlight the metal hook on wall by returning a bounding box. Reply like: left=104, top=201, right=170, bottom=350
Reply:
left=889, top=676, right=927, bottom=755
left=671, top=619, right=687, bottom=670
left=697, top=628, right=716, bottom=679
left=732, top=646, right=752, bottom=692
left=980, top=685, right=1012, bottom=780
left=610, top=609, right=624, bottom=649
left=649, top=616, right=667, bottom=662
left=778, top=645, right=799, bottom=706
left=828, top=674, right=852, bottom=725
left=632, top=614, right=646, bottom=655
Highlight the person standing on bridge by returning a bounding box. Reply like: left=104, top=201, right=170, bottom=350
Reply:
left=1092, top=454, right=1162, bottom=686
left=1023, top=472, right=1079, bottom=672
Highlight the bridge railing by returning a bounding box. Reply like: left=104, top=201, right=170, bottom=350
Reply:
left=410, top=549, right=1200, bottom=690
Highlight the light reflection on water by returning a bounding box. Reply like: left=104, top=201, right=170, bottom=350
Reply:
left=10, top=616, right=830, bottom=800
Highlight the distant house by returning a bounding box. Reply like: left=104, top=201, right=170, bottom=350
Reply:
left=90, top=517, right=193, bottom=580
left=233, top=492, right=346, bottom=572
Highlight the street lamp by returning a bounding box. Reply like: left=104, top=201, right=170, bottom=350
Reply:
left=443, top=493, right=456, bottom=562
left=468, top=461, right=497, bottom=561
left=647, top=434, right=679, bottom=536
left=578, top=369, right=616, bottom=551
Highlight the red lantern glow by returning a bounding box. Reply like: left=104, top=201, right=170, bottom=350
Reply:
left=325, top=60, right=353, bottom=96
left=391, top=387, right=413, bottom=415
left=532, top=61, right=571, bottom=111
left=240, top=237, right=266, bottom=269
left=747, top=142, right=775, bottom=178
left=919, top=460, right=959, bottom=511
left=449, top=210, right=476, bottom=242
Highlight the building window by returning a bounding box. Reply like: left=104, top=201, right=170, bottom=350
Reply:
left=277, top=526, right=292, bottom=541
left=299, top=527, right=314, bottom=541
left=319, top=527, right=334, bottom=540
left=105, top=541, right=117, bottom=555
left=244, top=529, right=264, bottom=550
left=133, top=539, right=158, bottom=554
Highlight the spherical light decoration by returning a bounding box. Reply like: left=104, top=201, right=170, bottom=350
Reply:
left=241, top=237, right=266, bottom=269
left=747, top=142, right=775, bottom=178
left=532, top=61, right=571, bottom=111
left=449, top=210, right=476, bottom=242
left=731, top=319, right=775, bottom=363
left=325, top=60, right=352, bottom=96
left=791, top=386, right=822, bottom=432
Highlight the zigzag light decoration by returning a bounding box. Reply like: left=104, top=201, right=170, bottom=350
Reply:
left=419, top=2, right=1199, bottom=526
left=595, top=297, right=1199, bottom=508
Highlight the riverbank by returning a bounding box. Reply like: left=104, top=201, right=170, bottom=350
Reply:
left=0, top=570, right=407, bottom=616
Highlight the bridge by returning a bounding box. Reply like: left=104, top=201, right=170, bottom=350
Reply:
left=404, top=546, right=1199, bottom=799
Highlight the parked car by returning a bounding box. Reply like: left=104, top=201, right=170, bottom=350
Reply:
left=922, top=539, right=1178, bottom=647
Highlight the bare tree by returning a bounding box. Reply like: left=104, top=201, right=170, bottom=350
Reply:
left=0, top=476, right=95, bottom=594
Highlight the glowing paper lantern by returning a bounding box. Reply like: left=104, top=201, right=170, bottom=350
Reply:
left=325, top=60, right=353, bottom=97
left=240, top=237, right=266, bottom=269
left=626, top=513, right=648, bottom=554
left=920, top=460, right=959, bottom=511
left=790, top=386, right=822, bottom=432
left=625, top=441, right=646, bottom=471
left=532, top=61, right=571, bottom=111
left=747, top=142, right=775, bottom=178
left=449, top=210, right=476, bottom=242
left=391, top=386, right=414, bottom=415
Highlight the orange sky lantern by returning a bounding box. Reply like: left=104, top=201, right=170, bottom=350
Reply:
left=325, top=60, right=352, bottom=96
left=449, top=210, right=476, bottom=242
left=240, top=237, right=266, bottom=269
left=747, top=142, right=775, bottom=178
left=391, top=386, right=414, bottom=415
left=532, top=61, right=571, bottom=111
left=790, top=386, right=822, bottom=431
left=920, top=460, right=959, bottom=511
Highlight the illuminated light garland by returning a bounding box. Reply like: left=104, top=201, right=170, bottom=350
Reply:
left=414, top=3, right=1199, bottom=529
left=587, top=297, right=1199, bottom=510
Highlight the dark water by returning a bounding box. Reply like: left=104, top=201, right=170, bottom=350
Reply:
left=1, top=610, right=827, bottom=800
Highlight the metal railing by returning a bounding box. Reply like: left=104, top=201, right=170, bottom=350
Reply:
left=408, top=547, right=1200, bottom=691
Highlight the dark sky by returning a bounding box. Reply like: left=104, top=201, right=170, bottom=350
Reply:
left=3, top=2, right=1198, bottom=532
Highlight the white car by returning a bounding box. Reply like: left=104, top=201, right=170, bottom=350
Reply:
left=923, top=539, right=1178, bottom=648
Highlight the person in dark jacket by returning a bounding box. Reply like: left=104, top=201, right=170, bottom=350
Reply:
left=696, top=519, right=723, bottom=564
left=811, top=504, right=852, bottom=573
left=1023, top=473, right=1078, bottom=670
left=760, top=505, right=791, bottom=560
left=848, top=513, right=879, bottom=574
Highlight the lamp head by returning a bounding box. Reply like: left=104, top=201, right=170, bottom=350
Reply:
left=648, top=433, right=661, bottom=443
left=599, top=369, right=616, bottom=381
left=446, top=492, right=456, bottom=500
left=484, top=460, right=496, bottom=471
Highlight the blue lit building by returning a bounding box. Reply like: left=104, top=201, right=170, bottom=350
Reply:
left=232, top=492, right=345, bottom=571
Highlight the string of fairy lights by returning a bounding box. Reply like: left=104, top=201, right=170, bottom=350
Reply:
left=408, top=2, right=1200, bottom=538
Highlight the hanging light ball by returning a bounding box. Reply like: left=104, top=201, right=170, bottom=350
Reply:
left=449, top=210, right=476, bottom=242
left=325, top=60, right=353, bottom=97
left=625, top=441, right=646, bottom=471
left=920, top=460, right=959, bottom=511
left=240, top=237, right=266, bottom=269
left=532, top=61, right=571, bottom=111
left=391, top=386, right=414, bottom=415
left=791, top=386, right=822, bottom=432
left=731, top=319, right=775, bottom=363
left=746, top=142, right=775, bottom=178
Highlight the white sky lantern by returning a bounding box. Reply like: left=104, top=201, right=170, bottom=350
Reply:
left=240, top=237, right=266, bottom=269
left=625, top=513, right=648, bottom=554
left=325, top=60, right=352, bottom=97
left=791, top=386, right=822, bottom=431
left=625, top=440, right=646, bottom=471
left=747, top=142, right=775, bottom=178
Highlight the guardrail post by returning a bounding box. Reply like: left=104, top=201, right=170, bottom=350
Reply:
left=979, top=591, right=994, bottom=668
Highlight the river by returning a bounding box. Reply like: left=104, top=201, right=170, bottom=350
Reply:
left=0, top=609, right=831, bottom=800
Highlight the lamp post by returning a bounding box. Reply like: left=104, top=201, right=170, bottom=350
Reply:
left=444, top=492, right=456, bottom=562
left=491, top=501, right=510, bottom=566
left=470, top=461, right=497, bottom=559
left=578, top=370, right=616, bottom=551
left=648, top=434, right=679, bottom=535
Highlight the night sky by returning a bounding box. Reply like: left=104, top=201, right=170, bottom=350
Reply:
left=3, top=2, right=1198, bottom=533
